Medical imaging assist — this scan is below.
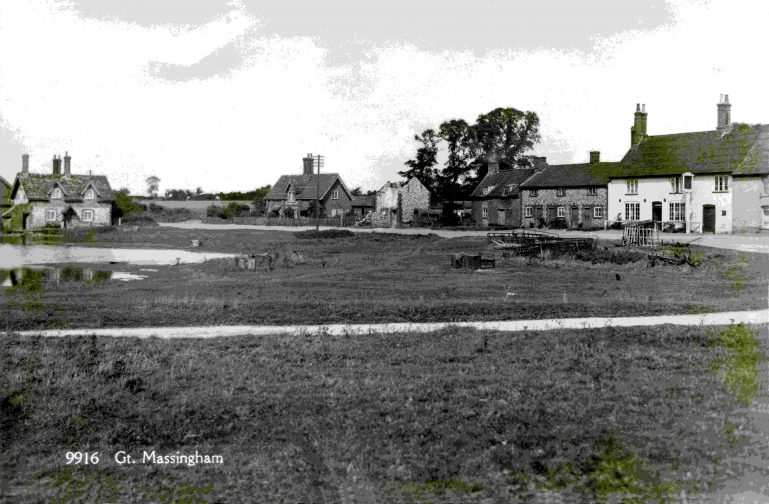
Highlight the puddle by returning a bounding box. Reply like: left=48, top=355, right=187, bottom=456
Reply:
left=138, top=268, right=158, bottom=272
left=1, top=266, right=149, bottom=286
left=0, top=244, right=236, bottom=268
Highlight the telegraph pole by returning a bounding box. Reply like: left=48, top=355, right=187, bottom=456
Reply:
left=315, top=154, right=324, bottom=232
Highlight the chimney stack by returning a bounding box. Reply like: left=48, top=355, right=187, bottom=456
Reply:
left=716, top=93, right=732, bottom=137
left=532, top=156, right=547, bottom=172
left=22, top=154, right=29, bottom=175
left=303, top=153, right=314, bottom=175
left=630, top=103, right=647, bottom=146
left=52, top=154, right=61, bottom=175
left=64, top=151, right=71, bottom=175
left=589, top=151, right=600, bottom=164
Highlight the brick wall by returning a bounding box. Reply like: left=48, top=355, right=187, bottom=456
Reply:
left=520, top=187, right=607, bottom=228
left=321, top=180, right=352, bottom=216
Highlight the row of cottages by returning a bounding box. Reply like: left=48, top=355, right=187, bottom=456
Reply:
left=606, top=96, right=769, bottom=233
left=371, top=177, right=431, bottom=227
left=263, top=154, right=353, bottom=218
left=469, top=160, right=540, bottom=227
left=2, top=153, right=114, bottom=232
left=520, top=152, right=616, bottom=229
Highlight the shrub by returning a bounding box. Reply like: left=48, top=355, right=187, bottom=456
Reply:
left=121, top=214, right=158, bottom=226
left=206, top=205, right=219, bottom=218
left=295, top=229, right=355, bottom=239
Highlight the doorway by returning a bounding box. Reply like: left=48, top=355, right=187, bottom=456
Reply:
left=547, top=206, right=556, bottom=223
left=583, top=207, right=593, bottom=228
left=535, top=206, right=543, bottom=227
left=570, top=207, right=579, bottom=228
left=703, top=205, right=716, bottom=233
left=652, top=202, right=662, bottom=222
left=497, top=208, right=505, bottom=226
left=22, top=213, right=30, bottom=231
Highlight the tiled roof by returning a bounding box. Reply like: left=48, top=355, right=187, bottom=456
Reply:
left=12, top=173, right=114, bottom=202
left=265, top=173, right=349, bottom=201
left=0, top=175, right=11, bottom=190
left=470, top=168, right=536, bottom=198
left=521, top=162, right=620, bottom=188
left=351, top=195, right=375, bottom=207
left=612, top=123, right=769, bottom=178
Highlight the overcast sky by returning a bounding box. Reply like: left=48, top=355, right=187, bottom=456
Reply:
left=1, top=0, right=767, bottom=195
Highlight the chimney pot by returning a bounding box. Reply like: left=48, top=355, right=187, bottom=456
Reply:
left=720, top=94, right=724, bottom=103
left=636, top=103, right=640, bottom=112
left=589, top=151, right=600, bottom=164
left=64, top=151, right=71, bottom=175
left=725, top=94, right=729, bottom=103
left=642, top=104, right=645, bottom=112
left=22, top=154, right=29, bottom=175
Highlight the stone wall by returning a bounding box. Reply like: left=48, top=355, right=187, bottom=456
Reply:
left=28, top=201, right=112, bottom=230
left=399, top=179, right=430, bottom=225
left=520, top=187, right=607, bottom=228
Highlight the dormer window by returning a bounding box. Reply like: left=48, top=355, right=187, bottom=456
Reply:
left=482, top=187, right=491, bottom=196
left=556, top=187, right=566, bottom=197
left=503, top=185, right=514, bottom=196
left=85, top=188, right=95, bottom=200
left=287, top=190, right=295, bottom=203
left=51, top=188, right=62, bottom=199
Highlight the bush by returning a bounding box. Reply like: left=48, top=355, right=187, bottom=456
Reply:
left=121, top=214, right=159, bottom=226
left=206, top=205, right=219, bottom=218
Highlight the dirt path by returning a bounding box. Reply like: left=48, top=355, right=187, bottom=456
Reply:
left=6, top=308, right=768, bottom=338
left=159, top=221, right=769, bottom=254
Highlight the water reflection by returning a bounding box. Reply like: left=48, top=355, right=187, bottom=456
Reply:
left=0, top=267, right=137, bottom=287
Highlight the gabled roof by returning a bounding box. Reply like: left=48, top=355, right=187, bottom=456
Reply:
left=265, top=173, right=350, bottom=201
left=521, top=162, right=620, bottom=188
left=11, top=173, right=114, bottom=202
left=611, top=123, right=769, bottom=178
left=470, top=168, right=536, bottom=198
left=0, top=175, right=11, bottom=189
left=351, top=195, right=375, bottom=207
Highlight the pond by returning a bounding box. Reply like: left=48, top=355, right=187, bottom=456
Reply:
left=1, top=266, right=147, bottom=287
left=0, top=244, right=237, bottom=268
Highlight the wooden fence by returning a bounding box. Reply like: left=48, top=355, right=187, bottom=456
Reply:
left=622, top=224, right=659, bottom=247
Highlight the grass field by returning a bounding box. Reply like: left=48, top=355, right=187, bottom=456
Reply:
left=1, top=228, right=766, bottom=331
left=2, top=324, right=764, bottom=503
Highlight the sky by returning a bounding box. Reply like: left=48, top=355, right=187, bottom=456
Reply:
left=1, top=0, right=768, bottom=195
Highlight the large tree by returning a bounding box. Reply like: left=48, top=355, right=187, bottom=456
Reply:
left=437, top=118, right=473, bottom=201
left=145, top=175, right=160, bottom=198
left=398, top=129, right=440, bottom=191
left=469, top=107, right=540, bottom=167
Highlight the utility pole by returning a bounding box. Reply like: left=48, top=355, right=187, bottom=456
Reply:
left=315, top=154, right=324, bottom=232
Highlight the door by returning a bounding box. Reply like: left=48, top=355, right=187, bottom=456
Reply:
left=547, top=206, right=556, bottom=223
left=535, top=206, right=543, bottom=227
left=583, top=207, right=593, bottom=228
left=570, top=207, right=579, bottom=228
left=763, top=207, right=769, bottom=229
left=22, top=213, right=30, bottom=231
left=497, top=208, right=505, bottom=226
left=703, top=205, right=716, bottom=233
left=652, top=202, right=662, bottom=222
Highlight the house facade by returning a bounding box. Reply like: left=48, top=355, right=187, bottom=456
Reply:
left=264, top=154, right=353, bottom=218
left=372, top=177, right=431, bottom=227
left=607, top=97, right=769, bottom=233
left=2, top=153, right=114, bottom=232
left=350, top=195, right=375, bottom=218
left=0, top=174, right=11, bottom=231
left=520, top=152, right=615, bottom=229
left=469, top=161, right=539, bottom=227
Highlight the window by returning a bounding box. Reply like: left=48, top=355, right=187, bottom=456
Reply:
left=482, top=207, right=488, bottom=218
left=46, top=209, right=57, bottom=221
left=332, top=190, right=339, bottom=200
left=669, top=202, right=685, bottom=221
left=556, top=187, right=566, bottom=197
left=625, top=202, right=640, bottom=220
left=670, top=177, right=682, bottom=193
left=331, top=208, right=339, bottom=217
left=524, top=206, right=533, bottom=218
left=84, top=188, right=95, bottom=199
left=529, top=189, right=538, bottom=197
left=557, top=207, right=565, bottom=218
left=715, top=176, right=729, bottom=192
left=683, top=174, right=693, bottom=190
left=287, top=190, right=295, bottom=203
left=82, top=210, right=94, bottom=222
left=503, top=185, right=514, bottom=196
left=51, top=188, right=62, bottom=199
left=626, top=179, right=638, bottom=194
left=593, top=207, right=603, bottom=218
left=587, top=187, right=597, bottom=196
left=482, top=187, right=491, bottom=196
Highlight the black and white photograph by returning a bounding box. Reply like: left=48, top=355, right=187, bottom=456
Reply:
left=2, top=0, right=769, bottom=502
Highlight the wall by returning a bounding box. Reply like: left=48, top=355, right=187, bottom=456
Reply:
left=321, top=179, right=352, bottom=217
left=608, top=175, right=733, bottom=233
left=373, top=185, right=399, bottom=227
left=732, top=176, right=765, bottom=230
left=471, top=197, right=522, bottom=226
left=29, top=201, right=112, bottom=230
left=521, top=187, right=607, bottom=228
left=400, top=179, right=430, bottom=224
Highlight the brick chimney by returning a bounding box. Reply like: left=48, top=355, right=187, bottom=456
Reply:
left=22, top=154, right=29, bottom=176
left=52, top=155, right=61, bottom=175
left=716, top=94, right=732, bottom=137
left=487, top=161, right=499, bottom=176
left=64, top=151, right=71, bottom=175
left=589, top=151, right=600, bottom=164
left=303, top=153, right=314, bottom=175
left=532, top=156, right=547, bottom=172
left=630, top=103, right=647, bottom=146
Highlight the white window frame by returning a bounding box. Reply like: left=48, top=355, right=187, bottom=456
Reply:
left=82, top=209, right=94, bottom=222
left=482, top=187, right=491, bottom=196
left=670, top=177, right=682, bottom=194
left=482, top=207, right=488, bottom=218
left=625, top=202, right=640, bottom=221
left=556, top=187, right=566, bottom=197
left=587, top=186, right=597, bottom=196
left=287, top=190, right=295, bottom=203
left=524, top=206, right=533, bottom=218
left=84, top=188, right=96, bottom=200
left=715, top=176, right=729, bottom=192
left=557, top=206, right=565, bottom=218
left=626, top=179, right=638, bottom=195
left=45, top=209, right=57, bottom=221
left=669, top=202, right=685, bottom=221
left=593, top=207, right=603, bottom=218
left=332, top=190, right=339, bottom=200
left=51, top=187, right=62, bottom=199
left=529, top=189, right=538, bottom=197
